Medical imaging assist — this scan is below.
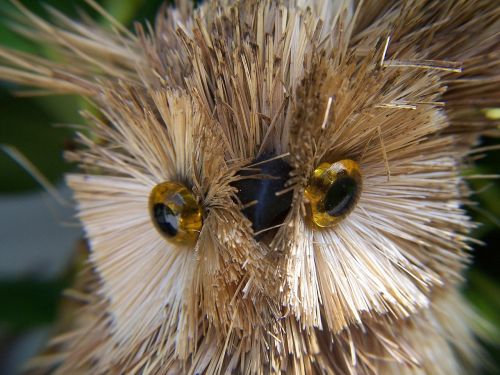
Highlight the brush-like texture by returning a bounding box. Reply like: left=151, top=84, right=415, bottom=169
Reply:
left=1, top=0, right=499, bottom=374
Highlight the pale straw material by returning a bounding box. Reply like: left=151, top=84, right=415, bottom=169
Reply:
left=1, top=0, right=499, bottom=373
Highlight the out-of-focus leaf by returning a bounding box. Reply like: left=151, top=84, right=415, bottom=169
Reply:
left=103, top=0, right=146, bottom=24
left=0, top=88, right=76, bottom=192
left=0, top=278, right=70, bottom=331
left=484, top=108, right=500, bottom=120
left=466, top=270, right=500, bottom=334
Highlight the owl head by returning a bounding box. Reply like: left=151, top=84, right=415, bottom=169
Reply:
left=1, top=0, right=498, bottom=374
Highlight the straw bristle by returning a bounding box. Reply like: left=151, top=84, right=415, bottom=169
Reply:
left=2, top=0, right=499, bottom=374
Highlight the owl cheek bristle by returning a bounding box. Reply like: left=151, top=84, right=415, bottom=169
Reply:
left=149, top=181, right=203, bottom=244
left=305, top=159, right=362, bottom=227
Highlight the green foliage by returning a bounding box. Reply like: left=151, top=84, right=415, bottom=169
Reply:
left=0, top=277, right=70, bottom=330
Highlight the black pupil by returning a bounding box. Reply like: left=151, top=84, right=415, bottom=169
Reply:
left=324, top=175, right=358, bottom=217
left=232, top=152, right=293, bottom=238
left=153, top=203, right=178, bottom=237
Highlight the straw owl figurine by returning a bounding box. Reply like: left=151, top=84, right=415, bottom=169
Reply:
left=1, top=0, right=499, bottom=374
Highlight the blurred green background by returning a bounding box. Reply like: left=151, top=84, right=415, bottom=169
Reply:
left=0, top=1, right=498, bottom=374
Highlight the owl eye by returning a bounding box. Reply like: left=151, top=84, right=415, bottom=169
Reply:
left=305, top=159, right=362, bottom=227
left=149, top=182, right=203, bottom=243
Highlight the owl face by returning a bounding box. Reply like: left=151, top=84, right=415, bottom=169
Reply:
left=1, top=0, right=498, bottom=373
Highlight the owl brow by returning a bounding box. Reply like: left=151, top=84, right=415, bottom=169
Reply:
left=377, top=126, right=391, bottom=181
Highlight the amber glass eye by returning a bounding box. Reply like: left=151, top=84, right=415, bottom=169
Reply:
left=305, top=159, right=362, bottom=227
left=149, top=182, right=202, bottom=244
